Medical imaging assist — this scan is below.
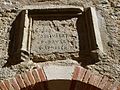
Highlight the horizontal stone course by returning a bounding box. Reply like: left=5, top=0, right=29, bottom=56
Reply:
left=0, top=66, right=119, bottom=90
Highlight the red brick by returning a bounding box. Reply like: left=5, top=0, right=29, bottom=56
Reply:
left=82, top=70, right=92, bottom=83
left=21, top=73, right=31, bottom=87
left=0, top=81, right=8, bottom=90
left=98, top=76, right=108, bottom=89
left=77, top=67, right=87, bottom=81
left=36, top=68, right=47, bottom=81
left=117, top=84, right=120, bottom=90
left=70, top=67, right=80, bottom=90
left=72, top=66, right=80, bottom=80
left=94, top=75, right=103, bottom=87
left=109, top=81, right=120, bottom=90
left=4, top=80, right=14, bottom=90
left=88, top=74, right=103, bottom=87
left=32, top=69, right=41, bottom=83
left=103, top=80, right=113, bottom=90
left=9, top=78, right=20, bottom=90
left=26, top=70, right=36, bottom=85
left=15, top=74, right=26, bottom=89
left=88, top=74, right=95, bottom=85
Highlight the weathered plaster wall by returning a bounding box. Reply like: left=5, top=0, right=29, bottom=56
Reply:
left=0, top=0, right=120, bottom=82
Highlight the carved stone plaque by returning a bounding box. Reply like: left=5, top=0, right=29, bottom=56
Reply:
left=9, top=5, right=103, bottom=63
left=31, top=18, right=79, bottom=54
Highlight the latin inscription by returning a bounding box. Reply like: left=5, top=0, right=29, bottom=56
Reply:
left=31, top=19, right=79, bottom=54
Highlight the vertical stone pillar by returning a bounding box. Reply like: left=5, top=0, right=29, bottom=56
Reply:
left=90, top=7, right=103, bottom=52
left=20, top=10, right=30, bottom=61
left=84, top=7, right=103, bottom=52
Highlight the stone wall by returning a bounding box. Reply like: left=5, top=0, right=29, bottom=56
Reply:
left=0, top=0, right=120, bottom=82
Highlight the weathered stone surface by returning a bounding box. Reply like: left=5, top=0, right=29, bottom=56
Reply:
left=43, top=65, right=74, bottom=80
left=0, top=0, right=119, bottom=85
left=9, top=6, right=102, bottom=63
left=31, top=18, right=79, bottom=58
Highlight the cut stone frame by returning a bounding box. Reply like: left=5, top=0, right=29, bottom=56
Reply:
left=9, top=5, right=103, bottom=64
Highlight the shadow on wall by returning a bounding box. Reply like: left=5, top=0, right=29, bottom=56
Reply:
left=76, top=10, right=99, bottom=67
left=20, top=80, right=101, bottom=90
left=4, top=11, right=26, bottom=67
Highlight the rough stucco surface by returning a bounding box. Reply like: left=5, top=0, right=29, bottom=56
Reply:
left=0, top=0, right=120, bottom=82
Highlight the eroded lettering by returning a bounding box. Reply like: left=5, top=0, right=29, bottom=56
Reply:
left=31, top=19, right=79, bottom=54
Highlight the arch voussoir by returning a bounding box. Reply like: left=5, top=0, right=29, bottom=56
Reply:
left=0, top=65, right=120, bottom=90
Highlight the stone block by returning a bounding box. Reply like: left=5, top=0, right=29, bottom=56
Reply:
left=43, top=65, right=74, bottom=80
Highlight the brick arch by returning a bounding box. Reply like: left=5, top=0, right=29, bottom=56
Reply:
left=0, top=65, right=120, bottom=90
